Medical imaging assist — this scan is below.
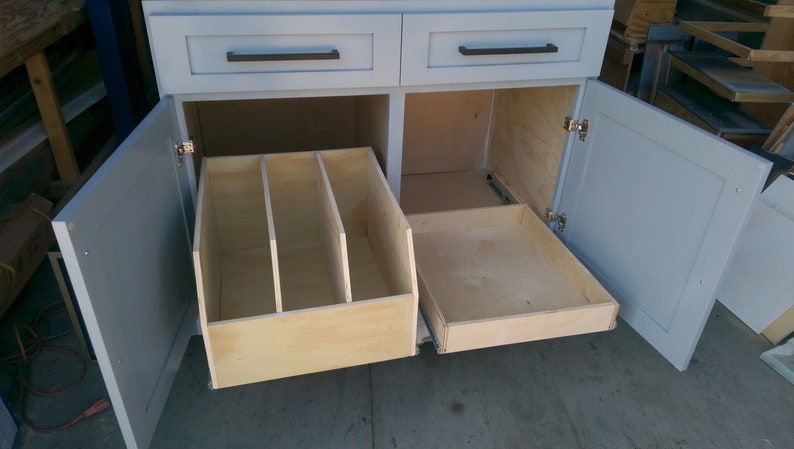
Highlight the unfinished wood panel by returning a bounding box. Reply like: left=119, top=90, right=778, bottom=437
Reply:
left=219, top=248, right=278, bottom=319
left=193, top=162, right=222, bottom=324
left=25, top=52, right=80, bottom=181
left=599, top=35, right=643, bottom=92
left=669, top=53, right=794, bottom=103
left=265, top=152, right=320, bottom=246
left=316, top=153, right=352, bottom=304
left=765, top=5, right=794, bottom=18
left=488, top=86, right=577, bottom=218
left=206, top=156, right=269, bottom=251
left=198, top=156, right=280, bottom=321
left=763, top=305, right=794, bottom=344
left=408, top=204, right=617, bottom=353
left=367, top=150, right=417, bottom=297
left=319, top=148, right=370, bottom=236
left=0, top=0, right=86, bottom=77
left=653, top=85, right=770, bottom=146
left=412, top=207, right=585, bottom=322
left=400, top=170, right=506, bottom=215
left=193, top=162, right=223, bottom=384
left=613, top=0, right=677, bottom=43
left=266, top=152, right=335, bottom=310
left=195, top=97, right=359, bottom=157
left=354, top=95, right=391, bottom=170
left=207, top=294, right=416, bottom=388
left=272, top=243, right=336, bottom=311
left=743, top=0, right=794, bottom=127
left=321, top=148, right=413, bottom=302
left=682, top=21, right=766, bottom=61
left=678, top=21, right=794, bottom=63
left=444, top=305, right=619, bottom=353
left=764, top=104, right=794, bottom=153
left=402, top=90, right=493, bottom=175
left=260, top=157, right=283, bottom=313
left=347, top=236, right=390, bottom=301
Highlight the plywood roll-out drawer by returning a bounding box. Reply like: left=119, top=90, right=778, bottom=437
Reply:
left=147, top=14, right=402, bottom=94
left=400, top=10, right=612, bottom=86
left=193, top=147, right=417, bottom=388
left=408, top=204, right=619, bottom=353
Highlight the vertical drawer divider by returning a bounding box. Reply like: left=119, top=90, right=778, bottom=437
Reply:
left=315, top=153, right=353, bottom=303
left=260, top=156, right=283, bottom=313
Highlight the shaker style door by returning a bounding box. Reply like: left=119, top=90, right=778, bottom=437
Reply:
left=556, top=80, right=771, bottom=370
left=52, top=98, right=197, bottom=449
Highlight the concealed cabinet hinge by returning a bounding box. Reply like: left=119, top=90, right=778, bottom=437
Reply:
left=175, top=140, right=194, bottom=168
left=564, top=116, right=589, bottom=142
left=545, top=208, right=567, bottom=232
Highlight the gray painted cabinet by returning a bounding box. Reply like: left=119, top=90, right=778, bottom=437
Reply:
left=52, top=1, right=771, bottom=447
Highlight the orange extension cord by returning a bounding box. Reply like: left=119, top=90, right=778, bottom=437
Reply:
left=1, top=299, right=110, bottom=432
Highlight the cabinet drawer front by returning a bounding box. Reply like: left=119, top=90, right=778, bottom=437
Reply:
left=401, top=10, right=612, bottom=86
left=148, top=14, right=402, bottom=94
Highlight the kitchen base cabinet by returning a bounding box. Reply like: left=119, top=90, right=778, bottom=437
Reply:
left=52, top=2, right=773, bottom=447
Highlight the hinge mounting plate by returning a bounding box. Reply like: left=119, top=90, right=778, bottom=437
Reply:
left=175, top=140, right=194, bottom=168
left=564, top=116, right=589, bottom=141
left=544, top=208, right=567, bottom=232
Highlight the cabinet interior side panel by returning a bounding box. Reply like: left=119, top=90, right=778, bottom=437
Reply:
left=194, top=97, right=359, bottom=157
left=488, top=86, right=577, bottom=218
left=402, top=90, right=493, bottom=175
left=354, top=96, right=391, bottom=171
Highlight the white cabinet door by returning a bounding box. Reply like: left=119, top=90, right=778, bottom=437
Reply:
left=52, top=98, right=197, bottom=449
left=556, top=80, right=771, bottom=371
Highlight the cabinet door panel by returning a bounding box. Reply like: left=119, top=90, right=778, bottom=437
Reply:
left=52, top=98, right=197, bottom=449
left=557, top=81, right=771, bottom=370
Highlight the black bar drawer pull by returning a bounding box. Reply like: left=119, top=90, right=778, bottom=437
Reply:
left=226, top=49, right=341, bottom=62
left=458, top=43, right=558, bottom=56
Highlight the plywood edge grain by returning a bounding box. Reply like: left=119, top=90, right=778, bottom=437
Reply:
left=259, top=156, right=283, bottom=313
left=193, top=161, right=222, bottom=387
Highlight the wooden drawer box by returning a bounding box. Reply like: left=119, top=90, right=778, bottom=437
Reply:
left=400, top=10, right=613, bottom=86
left=408, top=205, right=618, bottom=353
left=147, top=14, right=402, bottom=94
left=193, top=147, right=417, bottom=388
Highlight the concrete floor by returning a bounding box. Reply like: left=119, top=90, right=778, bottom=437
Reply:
left=5, top=263, right=794, bottom=449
